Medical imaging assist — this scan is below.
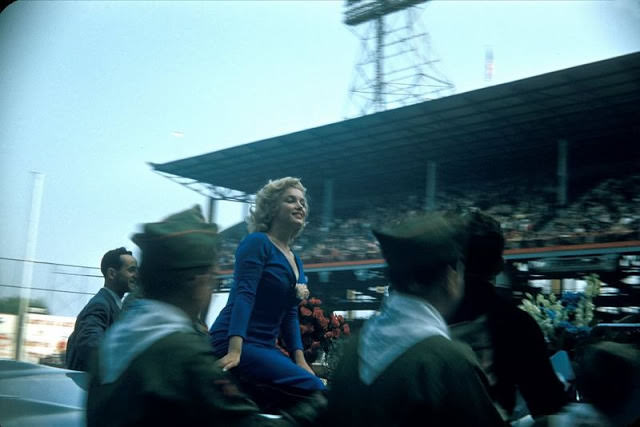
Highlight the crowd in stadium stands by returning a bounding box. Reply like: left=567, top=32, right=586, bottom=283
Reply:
left=217, top=175, right=640, bottom=270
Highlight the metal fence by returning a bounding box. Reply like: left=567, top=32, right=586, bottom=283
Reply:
left=0, top=257, right=104, bottom=363
left=0, top=257, right=103, bottom=318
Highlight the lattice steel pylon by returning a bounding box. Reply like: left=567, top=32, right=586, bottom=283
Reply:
left=343, top=0, right=455, bottom=118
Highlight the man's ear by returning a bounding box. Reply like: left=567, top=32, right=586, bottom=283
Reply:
left=106, top=267, right=117, bottom=281
left=445, top=265, right=463, bottom=300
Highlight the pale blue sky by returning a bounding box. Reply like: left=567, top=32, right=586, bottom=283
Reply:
left=1, top=0, right=639, bottom=275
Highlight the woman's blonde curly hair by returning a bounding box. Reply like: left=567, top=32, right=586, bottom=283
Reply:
left=247, top=177, right=308, bottom=238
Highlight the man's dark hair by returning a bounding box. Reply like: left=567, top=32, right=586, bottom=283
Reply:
left=100, top=247, right=133, bottom=277
left=465, top=210, right=505, bottom=279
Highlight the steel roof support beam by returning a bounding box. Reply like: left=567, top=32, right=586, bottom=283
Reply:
left=557, top=139, right=569, bottom=207
left=425, top=160, right=437, bottom=211
left=322, top=178, right=335, bottom=232
left=152, top=168, right=254, bottom=203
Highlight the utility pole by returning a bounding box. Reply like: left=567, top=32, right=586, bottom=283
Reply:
left=15, top=171, right=45, bottom=360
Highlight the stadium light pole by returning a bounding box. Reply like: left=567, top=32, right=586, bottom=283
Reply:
left=344, top=0, right=453, bottom=116
left=15, top=171, right=45, bottom=360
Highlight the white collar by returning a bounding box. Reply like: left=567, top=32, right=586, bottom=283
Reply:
left=103, top=286, right=123, bottom=309
left=358, top=291, right=450, bottom=385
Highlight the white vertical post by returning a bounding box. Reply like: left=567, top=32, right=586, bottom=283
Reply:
left=15, top=171, right=45, bottom=360
left=207, top=197, right=217, bottom=224
left=374, top=11, right=384, bottom=112
left=242, top=201, right=250, bottom=222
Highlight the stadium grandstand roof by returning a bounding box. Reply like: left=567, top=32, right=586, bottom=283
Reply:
left=151, top=52, right=640, bottom=206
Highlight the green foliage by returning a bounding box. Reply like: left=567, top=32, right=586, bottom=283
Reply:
left=325, top=334, right=349, bottom=384
left=0, top=297, right=49, bottom=314
left=519, top=291, right=565, bottom=339
left=519, top=273, right=601, bottom=349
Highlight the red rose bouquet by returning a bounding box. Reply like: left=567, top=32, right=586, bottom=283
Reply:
left=277, top=297, right=350, bottom=363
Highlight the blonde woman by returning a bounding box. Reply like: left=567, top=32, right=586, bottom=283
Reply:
left=209, top=177, right=325, bottom=408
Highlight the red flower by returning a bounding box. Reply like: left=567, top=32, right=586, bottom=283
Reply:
left=300, top=324, right=315, bottom=334
left=319, top=317, right=329, bottom=329
left=330, top=315, right=340, bottom=328
left=294, top=294, right=351, bottom=363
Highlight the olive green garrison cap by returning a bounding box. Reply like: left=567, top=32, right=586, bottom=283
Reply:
left=132, top=205, right=218, bottom=271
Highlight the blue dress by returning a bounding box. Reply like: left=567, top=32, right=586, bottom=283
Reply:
left=210, top=232, right=325, bottom=391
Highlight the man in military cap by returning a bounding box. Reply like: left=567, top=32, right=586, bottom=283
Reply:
left=66, top=247, right=137, bottom=371
left=324, top=212, right=506, bottom=426
left=87, top=205, right=323, bottom=427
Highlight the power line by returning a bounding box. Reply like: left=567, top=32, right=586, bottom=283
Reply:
left=0, top=256, right=99, bottom=270
left=53, top=272, right=102, bottom=278
left=0, top=283, right=96, bottom=296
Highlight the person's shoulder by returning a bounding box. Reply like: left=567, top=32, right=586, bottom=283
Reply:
left=241, top=232, right=270, bottom=246
left=146, top=329, right=215, bottom=363
left=118, top=330, right=225, bottom=390
left=86, top=288, right=106, bottom=302
left=77, top=289, right=112, bottom=314
left=396, top=337, right=488, bottom=394
left=417, top=335, right=471, bottom=353
left=155, top=329, right=208, bottom=349
left=411, top=335, right=479, bottom=367
left=238, top=232, right=272, bottom=255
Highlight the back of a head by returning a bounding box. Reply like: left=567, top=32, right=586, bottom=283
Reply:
left=372, top=212, right=465, bottom=295
left=464, top=210, right=505, bottom=280
left=131, top=205, right=218, bottom=299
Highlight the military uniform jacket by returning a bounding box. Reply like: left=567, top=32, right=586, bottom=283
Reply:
left=324, top=334, right=507, bottom=427
left=87, top=328, right=293, bottom=427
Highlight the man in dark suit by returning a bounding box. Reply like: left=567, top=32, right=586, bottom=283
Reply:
left=65, top=247, right=138, bottom=371
left=450, top=211, right=568, bottom=421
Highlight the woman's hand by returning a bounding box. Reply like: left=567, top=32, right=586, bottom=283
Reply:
left=296, top=283, right=310, bottom=300
left=298, top=360, right=316, bottom=376
left=294, top=349, right=316, bottom=376
left=217, top=352, right=241, bottom=372
left=217, top=336, right=243, bottom=372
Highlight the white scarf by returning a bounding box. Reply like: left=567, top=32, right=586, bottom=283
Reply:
left=99, top=299, right=194, bottom=384
left=358, top=291, right=450, bottom=385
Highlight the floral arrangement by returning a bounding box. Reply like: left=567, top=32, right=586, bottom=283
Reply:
left=519, top=273, right=601, bottom=351
left=277, top=297, right=350, bottom=364
left=300, top=297, right=350, bottom=363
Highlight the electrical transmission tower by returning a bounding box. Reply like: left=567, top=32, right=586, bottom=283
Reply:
left=344, top=0, right=454, bottom=117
